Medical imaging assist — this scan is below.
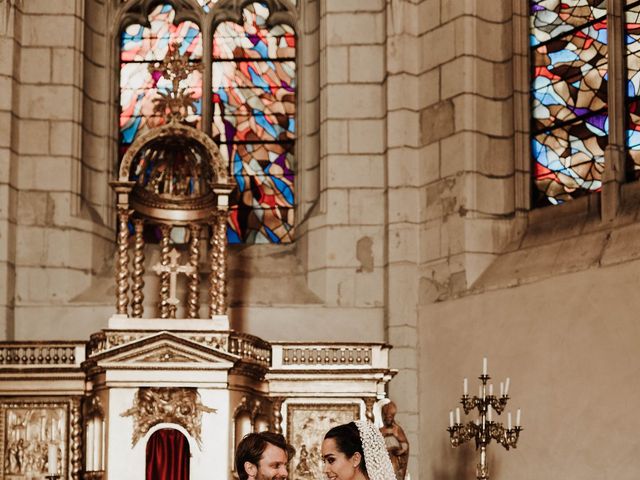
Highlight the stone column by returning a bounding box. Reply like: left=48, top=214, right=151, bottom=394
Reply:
left=158, top=224, right=172, bottom=319
left=115, top=208, right=131, bottom=315
left=188, top=224, right=202, bottom=319
left=131, top=219, right=145, bottom=318
left=271, top=397, right=284, bottom=434
left=208, top=211, right=228, bottom=316
left=602, top=0, right=627, bottom=221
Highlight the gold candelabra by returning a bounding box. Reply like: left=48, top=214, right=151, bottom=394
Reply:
left=447, top=358, right=523, bottom=480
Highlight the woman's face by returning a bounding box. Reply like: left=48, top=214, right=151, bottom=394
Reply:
left=321, top=438, right=363, bottom=480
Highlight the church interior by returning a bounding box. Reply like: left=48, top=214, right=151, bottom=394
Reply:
left=0, top=0, right=638, bottom=479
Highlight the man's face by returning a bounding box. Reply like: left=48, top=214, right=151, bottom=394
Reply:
left=254, top=443, right=289, bottom=480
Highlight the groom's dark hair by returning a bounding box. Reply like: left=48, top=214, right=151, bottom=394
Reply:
left=235, top=431, right=294, bottom=480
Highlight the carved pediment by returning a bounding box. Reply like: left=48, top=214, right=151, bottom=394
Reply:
left=137, top=346, right=195, bottom=363
left=85, top=332, right=239, bottom=369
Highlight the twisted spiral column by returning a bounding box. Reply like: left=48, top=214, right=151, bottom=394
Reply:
left=115, top=207, right=131, bottom=315
left=187, top=223, right=202, bottom=319
left=208, top=211, right=228, bottom=316
left=70, top=397, right=83, bottom=480
left=272, top=397, right=284, bottom=434
left=158, top=224, right=172, bottom=318
left=131, top=219, right=145, bottom=317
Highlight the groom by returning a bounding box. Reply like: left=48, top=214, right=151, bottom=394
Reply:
left=235, top=431, right=295, bottom=480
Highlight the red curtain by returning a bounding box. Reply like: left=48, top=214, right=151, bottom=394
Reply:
left=146, top=429, right=190, bottom=480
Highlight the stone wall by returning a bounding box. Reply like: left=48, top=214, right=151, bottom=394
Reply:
left=3, top=1, right=640, bottom=479
left=1, top=0, right=115, bottom=340
left=420, top=259, right=640, bottom=480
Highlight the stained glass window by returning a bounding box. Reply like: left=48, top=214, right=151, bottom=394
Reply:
left=197, top=0, right=296, bottom=12
left=530, top=1, right=608, bottom=205
left=119, top=1, right=297, bottom=244
left=212, top=2, right=296, bottom=243
left=120, top=4, right=203, bottom=158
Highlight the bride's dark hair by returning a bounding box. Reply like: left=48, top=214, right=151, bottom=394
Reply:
left=324, top=422, right=368, bottom=477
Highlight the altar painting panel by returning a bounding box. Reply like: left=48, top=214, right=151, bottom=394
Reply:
left=0, top=400, right=69, bottom=479
left=286, top=403, right=360, bottom=480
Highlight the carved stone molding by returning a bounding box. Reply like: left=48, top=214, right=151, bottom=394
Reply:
left=0, top=343, right=81, bottom=367
left=121, top=388, right=216, bottom=446
left=282, top=346, right=372, bottom=366
left=87, top=330, right=270, bottom=368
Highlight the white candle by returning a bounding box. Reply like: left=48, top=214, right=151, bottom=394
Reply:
left=456, top=407, right=461, bottom=424
left=516, top=409, right=521, bottom=427
left=86, top=421, right=94, bottom=471
left=449, top=410, right=454, bottom=427
left=505, top=377, right=510, bottom=395
left=487, top=407, right=492, bottom=422
left=93, top=418, right=103, bottom=470
left=463, top=378, right=468, bottom=395
left=489, top=384, right=493, bottom=396
left=507, top=412, right=512, bottom=430
left=500, top=382, right=504, bottom=397
left=482, top=357, right=487, bottom=375
left=48, top=444, right=58, bottom=475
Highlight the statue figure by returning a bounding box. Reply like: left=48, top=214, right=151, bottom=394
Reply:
left=379, top=401, right=409, bottom=480
left=294, top=444, right=313, bottom=478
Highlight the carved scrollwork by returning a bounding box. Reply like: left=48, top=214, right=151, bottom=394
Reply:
left=86, top=396, right=104, bottom=420
left=121, top=388, right=216, bottom=447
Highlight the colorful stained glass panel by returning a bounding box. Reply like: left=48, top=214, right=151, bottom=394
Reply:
left=228, top=207, right=294, bottom=244
left=214, top=24, right=295, bottom=59
left=199, top=0, right=296, bottom=12
left=197, top=0, right=218, bottom=12
left=120, top=65, right=202, bottom=144
left=532, top=21, right=607, bottom=131
left=223, top=142, right=295, bottom=205
left=530, top=0, right=606, bottom=46
left=532, top=113, right=607, bottom=204
left=120, top=4, right=203, bottom=152
left=213, top=2, right=296, bottom=243
left=530, top=1, right=608, bottom=205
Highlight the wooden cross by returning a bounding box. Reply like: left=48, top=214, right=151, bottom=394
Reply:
left=152, top=249, right=196, bottom=306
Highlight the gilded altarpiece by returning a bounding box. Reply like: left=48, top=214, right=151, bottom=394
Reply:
left=0, top=398, right=81, bottom=480
left=286, top=403, right=360, bottom=480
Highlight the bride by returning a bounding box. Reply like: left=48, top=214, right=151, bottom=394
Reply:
left=321, top=421, right=397, bottom=480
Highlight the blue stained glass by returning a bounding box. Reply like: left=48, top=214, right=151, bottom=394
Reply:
left=214, top=2, right=296, bottom=242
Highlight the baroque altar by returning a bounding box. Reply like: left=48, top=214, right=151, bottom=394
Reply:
left=0, top=44, right=396, bottom=480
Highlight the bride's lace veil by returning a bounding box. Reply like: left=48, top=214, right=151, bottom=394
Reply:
left=355, top=420, right=397, bottom=480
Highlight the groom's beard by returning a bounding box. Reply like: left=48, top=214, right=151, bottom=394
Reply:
left=256, top=473, right=287, bottom=480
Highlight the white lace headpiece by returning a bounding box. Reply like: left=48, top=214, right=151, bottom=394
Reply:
left=355, top=420, right=397, bottom=480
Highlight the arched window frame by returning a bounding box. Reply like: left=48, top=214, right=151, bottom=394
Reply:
left=110, top=0, right=302, bottom=242
left=515, top=0, right=634, bottom=221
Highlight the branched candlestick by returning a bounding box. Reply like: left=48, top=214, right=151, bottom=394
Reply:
left=447, top=358, right=523, bottom=480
